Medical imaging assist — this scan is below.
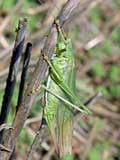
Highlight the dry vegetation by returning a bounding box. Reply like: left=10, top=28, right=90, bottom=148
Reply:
left=0, top=0, right=120, bottom=159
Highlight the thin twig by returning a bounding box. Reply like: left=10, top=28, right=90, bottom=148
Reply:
left=0, top=144, right=12, bottom=153
left=0, top=124, right=12, bottom=132
left=75, top=92, right=102, bottom=116
left=26, top=122, right=47, bottom=160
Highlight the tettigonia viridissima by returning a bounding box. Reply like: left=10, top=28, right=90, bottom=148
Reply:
left=29, top=20, right=91, bottom=160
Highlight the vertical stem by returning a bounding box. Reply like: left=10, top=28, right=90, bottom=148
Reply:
left=26, top=120, right=46, bottom=160
left=9, top=42, right=32, bottom=160
left=16, top=42, right=32, bottom=112
left=0, top=18, right=27, bottom=142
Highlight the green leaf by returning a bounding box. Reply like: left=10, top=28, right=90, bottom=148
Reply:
left=78, top=119, right=87, bottom=129
left=22, top=0, right=38, bottom=9
left=96, top=119, right=104, bottom=132
left=92, top=63, right=106, bottom=77
left=110, top=85, right=120, bottom=98
left=89, top=146, right=101, bottom=160
left=20, top=128, right=33, bottom=144
left=110, top=66, right=120, bottom=82
left=102, top=40, right=112, bottom=55
left=97, top=86, right=110, bottom=98
left=1, top=0, right=15, bottom=10
left=90, top=7, right=102, bottom=25
left=61, top=154, right=74, bottom=160
left=107, top=157, right=114, bottom=160
left=112, top=27, right=120, bottom=43
left=28, top=14, right=43, bottom=32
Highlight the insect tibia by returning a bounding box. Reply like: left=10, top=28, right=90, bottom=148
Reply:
left=41, top=84, right=85, bottom=113
left=42, top=53, right=52, bottom=68
left=54, top=19, right=67, bottom=44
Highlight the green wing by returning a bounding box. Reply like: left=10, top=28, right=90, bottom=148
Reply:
left=45, top=39, right=75, bottom=158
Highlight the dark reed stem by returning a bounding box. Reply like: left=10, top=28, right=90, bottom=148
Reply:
left=9, top=43, right=32, bottom=160
left=0, top=18, right=27, bottom=142
left=16, top=42, right=32, bottom=113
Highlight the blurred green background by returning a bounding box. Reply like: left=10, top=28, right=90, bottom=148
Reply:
left=0, top=0, right=120, bottom=159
